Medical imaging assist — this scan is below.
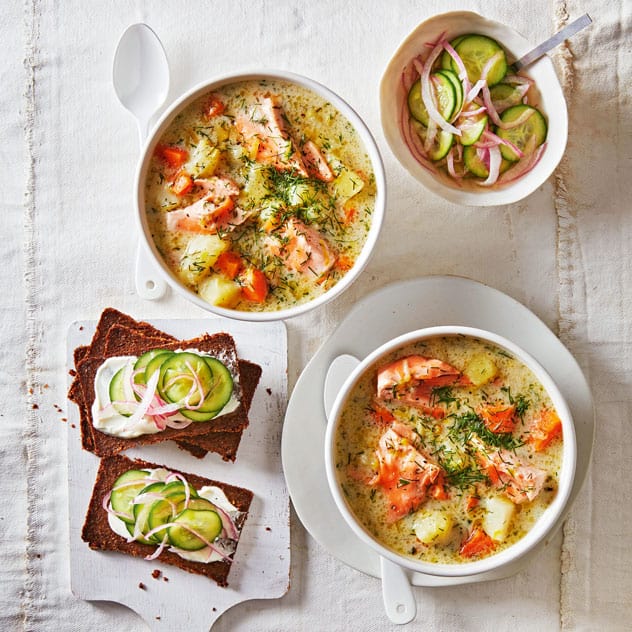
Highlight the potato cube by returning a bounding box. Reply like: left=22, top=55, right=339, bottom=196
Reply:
left=413, top=511, right=453, bottom=544
left=464, top=353, right=498, bottom=386
left=329, top=156, right=365, bottom=203
left=198, top=274, right=242, bottom=308
left=186, top=138, right=221, bottom=179
left=481, top=495, right=515, bottom=541
left=242, top=164, right=271, bottom=204
left=177, top=234, right=229, bottom=286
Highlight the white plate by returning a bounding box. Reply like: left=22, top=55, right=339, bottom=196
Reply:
left=67, top=318, right=289, bottom=631
left=281, top=276, right=594, bottom=586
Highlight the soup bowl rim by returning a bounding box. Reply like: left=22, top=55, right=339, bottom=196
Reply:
left=324, top=325, right=577, bottom=577
left=134, top=69, right=386, bottom=321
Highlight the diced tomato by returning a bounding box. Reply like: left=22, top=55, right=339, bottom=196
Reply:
left=529, top=409, right=562, bottom=452
left=459, top=526, right=496, bottom=558
left=240, top=267, right=268, bottom=303
left=205, top=95, right=225, bottom=118
left=215, top=251, right=244, bottom=280
left=155, top=144, right=188, bottom=169
left=170, top=171, right=194, bottom=196
left=479, top=404, right=517, bottom=434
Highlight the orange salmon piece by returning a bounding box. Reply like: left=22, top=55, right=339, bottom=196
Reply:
left=373, top=422, right=442, bottom=522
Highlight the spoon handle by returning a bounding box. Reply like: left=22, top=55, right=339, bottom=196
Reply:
left=513, top=13, right=592, bottom=71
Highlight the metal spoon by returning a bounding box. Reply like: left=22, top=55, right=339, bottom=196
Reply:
left=113, top=23, right=170, bottom=300
left=513, top=13, right=592, bottom=71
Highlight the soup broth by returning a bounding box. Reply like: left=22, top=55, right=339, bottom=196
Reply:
left=145, top=79, right=377, bottom=312
left=334, top=335, right=564, bottom=564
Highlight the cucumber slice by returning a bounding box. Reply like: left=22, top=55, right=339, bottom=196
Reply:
left=440, top=35, right=467, bottom=70
left=144, top=351, right=175, bottom=384
left=146, top=482, right=201, bottom=536
left=459, top=113, right=488, bottom=146
left=134, top=349, right=171, bottom=386
left=436, top=69, right=464, bottom=122
left=108, top=366, right=135, bottom=417
left=463, top=146, right=512, bottom=178
left=489, top=83, right=525, bottom=111
left=110, top=469, right=151, bottom=524
left=132, top=482, right=167, bottom=544
left=407, top=81, right=427, bottom=125
left=407, top=72, right=457, bottom=126
left=168, top=509, right=223, bottom=551
left=463, top=145, right=489, bottom=178
left=158, top=352, right=214, bottom=407
left=496, top=105, right=547, bottom=161
left=454, top=34, right=507, bottom=86
left=411, top=119, right=453, bottom=162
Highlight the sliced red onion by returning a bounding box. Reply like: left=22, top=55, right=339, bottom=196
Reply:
left=459, top=106, right=486, bottom=118
left=498, top=142, right=547, bottom=184
left=465, top=79, right=486, bottom=104
left=145, top=534, right=169, bottom=561
left=123, top=369, right=160, bottom=430
left=503, top=74, right=534, bottom=86
left=214, top=505, right=239, bottom=540
left=480, top=51, right=504, bottom=83
left=477, top=145, right=502, bottom=186
left=446, top=147, right=459, bottom=179
left=102, top=490, right=134, bottom=522
left=480, top=130, right=524, bottom=158
left=415, top=51, right=461, bottom=136
left=441, top=39, right=471, bottom=92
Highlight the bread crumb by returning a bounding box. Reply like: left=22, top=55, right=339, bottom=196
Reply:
left=163, top=576, right=169, bottom=582
left=138, top=582, right=146, bottom=590
left=152, top=569, right=161, bottom=579
left=265, top=526, right=271, bottom=531
left=32, top=404, right=39, bottom=410
left=266, top=388, right=272, bottom=395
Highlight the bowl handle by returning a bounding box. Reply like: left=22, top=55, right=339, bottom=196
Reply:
left=380, top=556, right=416, bottom=624
left=323, top=354, right=360, bottom=421
left=135, top=241, right=169, bottom=300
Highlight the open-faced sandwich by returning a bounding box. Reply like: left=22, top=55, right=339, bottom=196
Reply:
left=82, top=454, right=253, bottom=587
left=68, top=308, right=261, bottom=461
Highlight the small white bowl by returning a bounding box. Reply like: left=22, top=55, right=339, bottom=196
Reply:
left=135, top=70, right=386, bottom=321
left=325, top=326, right=577, bottom=578
left=380, top=12, right=568, bottom=206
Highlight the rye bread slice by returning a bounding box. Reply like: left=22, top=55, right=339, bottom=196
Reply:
left=81, top=454, right=253, bottom=587
left=76, top=333, right=249, bottom=457
left=176, top=360, right=262, bottom=461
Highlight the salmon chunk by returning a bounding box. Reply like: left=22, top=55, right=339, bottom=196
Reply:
left=235, top=95, right=308, bottom=176
left=165, top=177, right=247, bottom=234
left=377, top=355, right=470, bottom=418
left=302, top=140, right=335, bottom=182
left=470, top=436, right=547, bottom=504
left=373, top=422, right=442, bottom=522
left=264, top=218, right=336, bottom=278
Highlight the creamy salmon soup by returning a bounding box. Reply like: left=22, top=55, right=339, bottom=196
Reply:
left=145, top=79, right=377, bottom=312
left=334, top=335, right=564, bottom=564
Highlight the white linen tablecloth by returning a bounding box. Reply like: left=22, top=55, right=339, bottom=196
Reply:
left=3, top=0, right=631, bottom=629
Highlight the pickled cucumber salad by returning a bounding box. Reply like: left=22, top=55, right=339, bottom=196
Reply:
left=105, top=467, right=242, bottom=563
left=334, top=336, right=564, bottom=564
left=92, top=349, right=239, bottom=438
left=400, top=33, right=548, bottom=187
left=145, top=79, right=377, bottom=312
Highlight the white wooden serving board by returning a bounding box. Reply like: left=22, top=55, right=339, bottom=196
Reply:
left=67, top=318, right=289, bottom=631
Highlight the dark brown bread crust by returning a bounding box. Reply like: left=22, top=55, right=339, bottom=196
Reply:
left=68, top=310, right=261, bottom=460
left=75, top=333, right=248, bottom=457
left=81, top=454, right=253, bottom=587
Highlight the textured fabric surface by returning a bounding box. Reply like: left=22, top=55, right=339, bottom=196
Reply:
left=3, top=0, right=631, bottom=630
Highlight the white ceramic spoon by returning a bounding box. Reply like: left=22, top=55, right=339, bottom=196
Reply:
left=113, top=23, right=170, bottom=300
left=324, top=355, right=417, bottom=624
